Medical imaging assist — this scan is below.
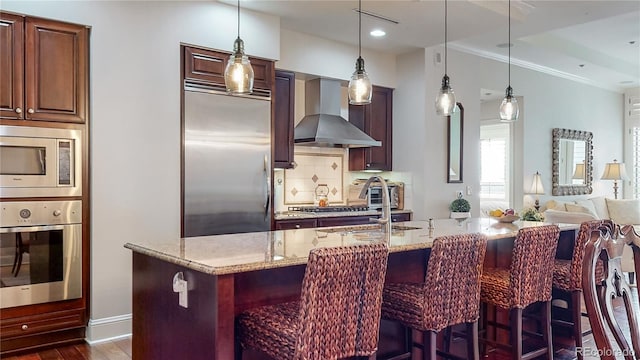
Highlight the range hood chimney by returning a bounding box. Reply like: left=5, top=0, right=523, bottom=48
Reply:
left=294, top=78, right=381, bottom=148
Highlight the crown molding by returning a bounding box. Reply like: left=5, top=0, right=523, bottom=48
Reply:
left=448, top=43, right=624, bottom=94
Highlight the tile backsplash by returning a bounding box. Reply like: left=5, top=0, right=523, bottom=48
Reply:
left=282, top=149, right=346, bottom=205
left=273, top=147, right=414, bottom=213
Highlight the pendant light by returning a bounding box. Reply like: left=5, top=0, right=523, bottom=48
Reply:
left=224, top=0, right=254, bottom=94
left=499, top=0, right=519, bottom=121
left=434, top=0, right=456, bottom=116
left=348, top=0, right=372, bottom=105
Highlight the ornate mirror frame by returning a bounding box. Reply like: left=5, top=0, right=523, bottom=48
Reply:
left=552, top=128, right=593, bottom=196
left=447, top=103, right=463, bottom=183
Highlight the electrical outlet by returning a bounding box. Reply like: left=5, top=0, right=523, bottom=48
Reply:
left=456, top=190, right=463, bottom=198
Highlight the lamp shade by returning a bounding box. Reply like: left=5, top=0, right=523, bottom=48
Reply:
left=601, top=160, right=629, bottom=180
left=572, top=163, right=585, bottom=179
left=528, top=171, right=544, bottom=195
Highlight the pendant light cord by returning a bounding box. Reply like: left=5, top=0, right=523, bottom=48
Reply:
left=508, top=0, right=511, bottom=87
left=358, top=0, right=362, bottom=58
left=237, top=0, right=240, bottom=38
left=444, top=0, right=448, bottom=75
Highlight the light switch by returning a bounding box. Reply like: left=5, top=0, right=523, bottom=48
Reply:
left=466, top=186, right=472, bottom=196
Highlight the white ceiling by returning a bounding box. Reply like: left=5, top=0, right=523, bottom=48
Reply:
left=229, top=0, right=640, bottom=92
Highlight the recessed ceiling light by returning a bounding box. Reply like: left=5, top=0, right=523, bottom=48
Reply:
left=620, top=80, right=635, bottom=84
left=579, top=64, right=585, bottom=68
left=496, top=43, right=513, bottom=48
left=370, top=29, right=386, bottom=37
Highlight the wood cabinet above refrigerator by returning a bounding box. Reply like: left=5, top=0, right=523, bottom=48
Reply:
left=0, top=12, right=89, bottom=123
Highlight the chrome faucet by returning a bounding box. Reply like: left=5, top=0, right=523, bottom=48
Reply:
left=359, top=175, right=392, bottom=236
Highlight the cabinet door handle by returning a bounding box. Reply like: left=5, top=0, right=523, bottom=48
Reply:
left=295, top=224, right=301, bottom=229
left=366, top=163, right=371, bottom=168
left=15, top=107, right=22, bottom=114
left=21, top=324, right=28, bottom=330
left=27, top=108, right=35, bottom=114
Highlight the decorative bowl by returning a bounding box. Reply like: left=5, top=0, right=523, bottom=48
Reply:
left=491, top=214, right=520, bottom=223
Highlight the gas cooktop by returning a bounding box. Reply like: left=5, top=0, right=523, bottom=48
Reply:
left=287, top=205, right=371, bottom=213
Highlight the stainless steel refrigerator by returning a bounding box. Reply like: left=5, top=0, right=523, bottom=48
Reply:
left=182, top=88, right=271, bottom=237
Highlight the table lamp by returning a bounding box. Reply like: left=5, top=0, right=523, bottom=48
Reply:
left=528, top=171, right=545, bottom=211
left=601, top=159, right=628, bottom=199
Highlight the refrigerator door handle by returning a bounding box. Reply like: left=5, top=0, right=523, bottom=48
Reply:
left=264, top=154, right=271, bottom=219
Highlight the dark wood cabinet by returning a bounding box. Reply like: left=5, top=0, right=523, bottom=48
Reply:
left=0, top=12, right=88, bottom=123
left=349, top=85, right=393, bottom=171
left=183, top=45, right=274, bottom=92
left=275, top=212, right=412, bottom=230
left=391, top=212, right=412, bottom=222
left=0, top=13, right=24, bottom=120
left=274, top=218, right=317, bottom=230
left=273, top=70, right=295, bottom=169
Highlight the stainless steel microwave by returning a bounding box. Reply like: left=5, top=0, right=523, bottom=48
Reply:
left=347, top=181, right=403, bottom=210
left=0, top=126, right=82, bottom=198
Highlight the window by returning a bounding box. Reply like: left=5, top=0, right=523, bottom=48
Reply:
left=480, top=123, right=511, bottom=202
left=627, top=90, right=640, bottom=198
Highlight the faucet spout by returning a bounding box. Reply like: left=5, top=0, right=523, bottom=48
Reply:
left=358, top=176, right=392, bottom=237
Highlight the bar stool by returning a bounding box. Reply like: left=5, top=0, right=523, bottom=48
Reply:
left=480, top=225, right=560, bottom=360
left=551, top=220, right=612, bottom=360
left=381, top=233, right=488, bottom=360
left=236, top=243, right=389, bottom=360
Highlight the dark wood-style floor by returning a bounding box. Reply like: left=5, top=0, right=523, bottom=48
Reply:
left=6, top=288, right=637, bottom=360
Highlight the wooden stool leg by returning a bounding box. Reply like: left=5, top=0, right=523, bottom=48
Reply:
left=423, top=330, right=436, bottom=360
left=466, top=321, right=479, bottom=360
left=571, top=291, right=584, bottom=360
left=442, top=326, right=452, bottom=354
left=542, top=301, right=554, bottom=360
left=510, top=308, right=523, bottom=360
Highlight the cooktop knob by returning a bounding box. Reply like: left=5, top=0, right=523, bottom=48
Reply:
left=19, top=209, right=31, bottom=219
left=53, top=210, right=62, bottom=217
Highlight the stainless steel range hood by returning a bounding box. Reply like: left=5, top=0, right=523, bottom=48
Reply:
left=294, top=78, right=381, bottom=148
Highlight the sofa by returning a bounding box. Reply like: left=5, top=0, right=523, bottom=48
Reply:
left=543, top=196, right=636, bottom=281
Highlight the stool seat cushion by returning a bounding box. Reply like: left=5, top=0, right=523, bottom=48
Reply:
left=238, top=301, right=300, bottom=360
left=382, top=283, right=426, bottom=330
left=553, top=259, right=573, bottom=291
left=480, top=267, right=511, bottom=309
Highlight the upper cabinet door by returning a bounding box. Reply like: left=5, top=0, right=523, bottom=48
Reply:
left=273, top=70, right=295, bottom=169
left=349, top=85, right=393, bottom=171
left=24, top=17, right=88, bottom=123
left=0, top=13, right=24, bottom=120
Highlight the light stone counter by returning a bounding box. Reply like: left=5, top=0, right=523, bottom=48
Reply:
left=124, top=218, right=578, bottom=276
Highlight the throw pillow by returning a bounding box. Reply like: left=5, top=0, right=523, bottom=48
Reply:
left=543, top=209, right=597, bottom=224
left=606, top=198, right=640, bottom=225
left=588, top=196, right=610, bottom=220
left=545, top=200, right=567, bottom=211
left=574, top=200, right=600, bottom=219
left=566, top=203, right=599, bottom=219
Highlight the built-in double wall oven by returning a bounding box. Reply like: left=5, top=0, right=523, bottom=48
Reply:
left=0, top=126, right=83, bottom=309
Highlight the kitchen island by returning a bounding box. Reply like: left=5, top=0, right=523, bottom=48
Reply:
left=125, top=218, right=578, bottom=360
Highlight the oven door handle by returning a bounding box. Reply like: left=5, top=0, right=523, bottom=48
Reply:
left=0, top=224, right=67, bottom=233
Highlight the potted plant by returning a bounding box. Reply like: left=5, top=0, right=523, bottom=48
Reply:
left=521, top=207, right=545, bottom=222
left=449, top=193, right=471, bottom=221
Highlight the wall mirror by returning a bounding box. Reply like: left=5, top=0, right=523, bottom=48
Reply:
left=552, top=128, right=593, bottom=195
left=447, top=103, right=463, bottom=183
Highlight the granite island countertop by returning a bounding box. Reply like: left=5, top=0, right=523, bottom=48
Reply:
left=124, top=218, right=578, bottom=276
left=274, top=209, right=413, bottom=220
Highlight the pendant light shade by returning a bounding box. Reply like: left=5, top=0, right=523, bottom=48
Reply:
left=348, top=0, right=372, bottom=105
left=224, top=0, right=254, bottom=94
left=499, top=0, right=518, bottom=121
left=435, top=0, right=456, bottom=116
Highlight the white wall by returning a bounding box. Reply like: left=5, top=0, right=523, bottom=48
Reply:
left=397, top=45, right=623, bottom=221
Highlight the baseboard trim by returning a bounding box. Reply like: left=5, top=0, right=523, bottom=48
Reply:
left=85, top=314, right=132, bottom=344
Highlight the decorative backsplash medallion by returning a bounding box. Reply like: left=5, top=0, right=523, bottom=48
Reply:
left=284, top=153, right=344, bottom=205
